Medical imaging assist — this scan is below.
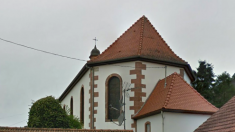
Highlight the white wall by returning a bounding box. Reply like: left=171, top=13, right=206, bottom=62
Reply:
left=61, top=70, right=90, bottom=129
left=142, top=62, right=191, bottom=102
left=137, top=114, right=162, bottom=132
left=60, top=60, right=193, bottom=131
left=136, top=112, right=210, bottom=132
left=164, top=112, right=210, bottom=132
left=94, top=61, right=136, bottom=130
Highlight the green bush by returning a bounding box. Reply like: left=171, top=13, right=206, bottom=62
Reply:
left=28, top=96, right=70, bottom=128
left=68, top=115, right=82, bottom=129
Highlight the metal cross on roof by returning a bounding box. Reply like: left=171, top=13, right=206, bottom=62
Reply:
left=93, top=37, right=98, bottom=46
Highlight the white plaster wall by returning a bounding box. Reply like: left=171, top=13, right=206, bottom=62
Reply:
left=137, top=114, right=162, bottom=132
left=142, top=62, right=191, bottom=102
left=164, top=112, right=210, bottom=132
left=61, top=70, right=90, bottom=129
left=136, top=112, right=210, bottom=132
left=184, top=71, right=191, bottom=85
left=94, top=61, right=136, bottom=130
left=60, top=60, right=194, bottom=131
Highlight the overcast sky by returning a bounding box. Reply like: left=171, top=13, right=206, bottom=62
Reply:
left=1, top=0, right=235, bottom=127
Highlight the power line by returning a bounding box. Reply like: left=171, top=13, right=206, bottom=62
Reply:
left=9, top=119, right=27, bottom=127
left=0, top=37, right=87, bottom=61
left=0, top=37, right=167, bottom=69
left=0, top=113, right=26, bottom=120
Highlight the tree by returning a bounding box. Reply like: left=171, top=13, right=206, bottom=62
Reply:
left=192, top=60, right=215, bottom=102
left=28, top=96, right=82, bottom=128
left=212, top=72, right=235, bottom=107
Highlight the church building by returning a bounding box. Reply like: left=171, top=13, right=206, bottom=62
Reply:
left=59, top=16, right=218, bottom=132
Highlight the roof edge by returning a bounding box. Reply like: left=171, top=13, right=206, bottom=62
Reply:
left=132, top=80, right=161, bottom=118
left=58, top=64, right=89, bottom=101
left=87, top=56, right=195, bottom=81
left=132, top=108, right=216, bottom=119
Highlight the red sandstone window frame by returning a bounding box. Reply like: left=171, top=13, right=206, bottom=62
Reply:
left=105, top=73, right=122, bottom=122
left=145, top=121, right=151, bottom=132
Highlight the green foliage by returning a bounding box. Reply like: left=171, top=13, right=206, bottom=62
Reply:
left=192, top=60, right=215, bottom=102
left=28, top=96, right=70, bottom=128
left=68, top=115, right=82, bottom=129
left=64, top=105, right=82, bottom=129
left=192, top=61, right=235, bottom=108
left=28, top=96, right=82, bottom=129
left=212, top=72, right=235, bottom=107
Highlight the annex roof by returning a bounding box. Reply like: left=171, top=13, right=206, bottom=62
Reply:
left=133, top=73, right=218, bottom=119
left=88, top=16, right=186, bottom=65
left=194, top=96, right=235, bottom=132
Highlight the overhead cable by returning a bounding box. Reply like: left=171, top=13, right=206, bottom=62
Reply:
left=0, top=37, right=167, bottom=69
left=0, top=37, right=87, bottom=61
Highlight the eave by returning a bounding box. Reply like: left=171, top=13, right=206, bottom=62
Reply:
left=132, top=108, right=216, bottom=120
left=58, top=64, right=89, bottom=102
left=88, top=56, right=195, bottom=82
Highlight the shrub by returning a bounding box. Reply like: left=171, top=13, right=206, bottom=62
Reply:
left=27, top=96, right=70, bottom=128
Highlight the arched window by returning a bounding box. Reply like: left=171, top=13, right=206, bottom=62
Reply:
left=145, top=121, right=151, bottom=132
left=70, top=96, right=73, bottom=115
left=80, top=87, right=84, bottom=124
left=105, top=74, right=122, bottom=121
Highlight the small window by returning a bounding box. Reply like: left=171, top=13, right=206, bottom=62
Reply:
left=70, top=96, right=73, bottom=115
left=80, top=87, right=84, bottom=124
left=145, top=121, right=151, bottom=132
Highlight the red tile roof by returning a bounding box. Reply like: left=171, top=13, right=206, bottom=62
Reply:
left=0, top=127, right=133, bottom=132
left=194, top=96, right=235, bottom=132
left=89, top=16, right=187, bottom=64
left=133, top=73, right=218, bottom=119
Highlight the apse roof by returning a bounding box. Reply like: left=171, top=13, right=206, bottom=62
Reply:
left=133, top=73, right=218, bottom=119
left=194, top=96, right=235, bottom=132
left=88, top=16, right=187, bottom=65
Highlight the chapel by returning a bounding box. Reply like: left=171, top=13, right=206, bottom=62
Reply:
left=59, top=16, right=217, bottom=132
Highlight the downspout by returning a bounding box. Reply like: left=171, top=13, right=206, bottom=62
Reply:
left=161, top=111, right=164, bottom=132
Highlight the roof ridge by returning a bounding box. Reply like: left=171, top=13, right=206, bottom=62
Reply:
left=137, top=16, right=145, bottom=55
left=144, top=18, right=187, bottom=63
left=90, top=17, right=143, bottom=61
left=175, top=73, right=218, bottom=110
left=163, top=73, right=177, bottom=108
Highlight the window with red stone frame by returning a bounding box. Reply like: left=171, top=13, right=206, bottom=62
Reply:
left=105, top=74, right=122, bottom=122
left=145, top=121, right=151, bottom=132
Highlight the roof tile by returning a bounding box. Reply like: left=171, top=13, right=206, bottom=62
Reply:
left=194, top=95, right=235, bottom=132
left=133, top=73, right=218, bottom=119
left=89, top=16, right=187, bottom=64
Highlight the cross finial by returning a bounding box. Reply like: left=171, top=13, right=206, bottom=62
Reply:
left=93, top=37, right=98, bottom=46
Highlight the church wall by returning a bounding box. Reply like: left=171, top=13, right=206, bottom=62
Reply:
left=164, top=112, right=210, bottom=132
left=60, top=70, right=90, bottom=129
left=93, top=61, right=136, bottom=130
left=60, top=60, right=193, bottom=131
left=89, top=61, right=192, bottom=131
left=136, top=114, right=162, bottom=132
left=141, top=62, right=191, bottom=103
left=184, top=70, right=191, bottom=85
